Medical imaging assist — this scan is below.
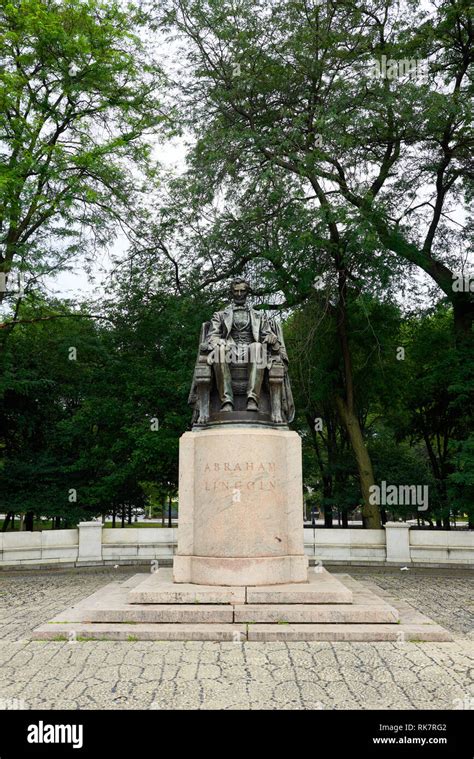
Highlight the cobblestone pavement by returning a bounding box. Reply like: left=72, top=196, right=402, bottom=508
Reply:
left=0, top=566, right=473, bottom=710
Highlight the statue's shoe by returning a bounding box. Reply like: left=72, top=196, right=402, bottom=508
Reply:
left=220, top=402, right=234, bottom=412
left=246, top=398, right=259, bottom=412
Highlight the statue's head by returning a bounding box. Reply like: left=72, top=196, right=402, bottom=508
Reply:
left=230, top=277, right=250, bottom=305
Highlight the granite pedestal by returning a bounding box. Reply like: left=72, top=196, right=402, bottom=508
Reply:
left=173, top=427, right=308, bottom=585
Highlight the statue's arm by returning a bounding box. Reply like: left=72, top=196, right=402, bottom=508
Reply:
left=273, top=319, right=289, bottom=363
left=261, top=313, right=281, bottom=350
left=206, top=311, right=224, bottom=349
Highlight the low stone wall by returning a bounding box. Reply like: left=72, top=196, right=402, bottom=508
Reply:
left=304, top=528, right=387, bottom=565
left=0, top=529, right=78, bottom=567
left=102, top=527, right=177, bottom=563
left=0, top=522, right=473, bottom=569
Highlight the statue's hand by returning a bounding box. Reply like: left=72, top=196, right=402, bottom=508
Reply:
left=264, top=333, right=279, bottom=347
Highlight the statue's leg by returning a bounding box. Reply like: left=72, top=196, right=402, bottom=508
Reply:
left=247, top=342, right=265, bottom=408
left=212, top=345, right=234, bottom=408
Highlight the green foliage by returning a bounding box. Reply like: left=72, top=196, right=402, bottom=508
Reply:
left=0, top=0, right=169, bottom=308
left=448, top=435, right=474, bottom=524
left=288, top=298, right=473, bottom=524
left=0, top=285, right=217, bottom=524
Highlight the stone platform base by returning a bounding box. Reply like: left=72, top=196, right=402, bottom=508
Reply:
left=173, top=554, right=308, bottom=586
left=31, top=569, right=453, bottom=642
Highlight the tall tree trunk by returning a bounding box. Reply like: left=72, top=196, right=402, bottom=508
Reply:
left=121, top=505, right=125, bottom=528
left=334, top=270, right=381, bottom=529
left=112, top=507, right=116, bottom=528
left=1, top=512, right=13, bottom=532
left=306, top=186, right=379, bottom=528
left=334, top=396, right=380, bottom=528
left=128, top=504, right=132, bottom=525
left=168, top=495, right=172, bottom=528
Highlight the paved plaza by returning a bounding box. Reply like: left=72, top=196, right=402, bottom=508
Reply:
left=0, top=566, right=472, bottom=710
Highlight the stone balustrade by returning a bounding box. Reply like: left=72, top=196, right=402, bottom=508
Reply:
left=0, top=521, right=472, bottom=569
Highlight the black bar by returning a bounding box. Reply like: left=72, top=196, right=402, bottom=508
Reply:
left=0, top=709, right=470, bottom=757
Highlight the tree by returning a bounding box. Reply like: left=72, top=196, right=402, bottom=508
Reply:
left=162, top=0, right=472, bottom=336
left=0, top=295, right=106, bottom=527
left=0, top=279, right=217, bottom=528
left=288, top=295, right=405, bottom=527
left=0, top=0, right=169, bottom=343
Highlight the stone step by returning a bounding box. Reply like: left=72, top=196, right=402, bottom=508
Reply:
left=234, top=603, right=399, bottom=624
left=127, top=567, right=353, bottom=605
left=246, top=569, right=353, bottom=604
left=247, top=624, right=453, bottom=642
left=31, top=572, right=454, bottom=642
left=75, top=601, right=398, bottom=625
left=81, top=604, right=234, bottom=624
left=128, top=569, right=245, bottom=605
left=42, top=583, right=237, bottom=624
left=30, top=621, right=453, bottom=642
left=32, top=623, right=246, bottom=642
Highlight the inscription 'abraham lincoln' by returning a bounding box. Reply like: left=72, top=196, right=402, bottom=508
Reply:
left=202, top=460, right=277, bottom=493
left=203, top=461, right=275, bottom=473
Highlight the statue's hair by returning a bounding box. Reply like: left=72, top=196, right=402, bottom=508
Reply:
left=230, top=277, right=251, bottom=294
